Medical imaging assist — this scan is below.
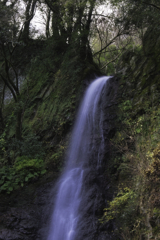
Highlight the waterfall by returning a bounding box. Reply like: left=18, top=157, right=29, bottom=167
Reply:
left=47, top=76, right=111, bottom=240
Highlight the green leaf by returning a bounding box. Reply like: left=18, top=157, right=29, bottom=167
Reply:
left=0, top=180, right=4, bottom=185
left=41, top=169, right=46, bottom=175
left=27, top=173, right=34, bottom=178
left=9, top=186, right=13, bottom=192
left=136, top=128, right=141, bottom=133
left=7, top=175, right=13, bottom=180
left=25, top=177, right=28, bottom=182
left=15, top=178, right=21, bottom=183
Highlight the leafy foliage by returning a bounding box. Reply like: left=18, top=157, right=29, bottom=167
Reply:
left=105, top=33, right=160, bottom=238
left=0, top=129, right=45, bottom=164
left=101, top=187, right=136, bottom=222
left=0, top=156, right=46, bottom=194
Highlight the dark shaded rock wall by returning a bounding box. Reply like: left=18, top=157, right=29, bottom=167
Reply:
left=0, top=176, right=58, bottom=240
left=72, top=76, right=119, bottom=240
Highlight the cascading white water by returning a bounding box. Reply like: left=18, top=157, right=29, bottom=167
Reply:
left=47, top=76, right=111, bottom=240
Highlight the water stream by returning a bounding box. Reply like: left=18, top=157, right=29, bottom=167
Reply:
left=47, top=76, right=111, bottom=240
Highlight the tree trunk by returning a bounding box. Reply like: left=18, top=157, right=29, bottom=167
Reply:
left=15, top=108, right=22, bottom=140
left=0, top=108, right=4, bottom=135
left=46, top=8, right=51, bottom=39
left=21, top=0, right=37, bottom=42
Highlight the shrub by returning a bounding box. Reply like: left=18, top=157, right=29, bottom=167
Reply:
left=0, top=156, right=46, bottom=194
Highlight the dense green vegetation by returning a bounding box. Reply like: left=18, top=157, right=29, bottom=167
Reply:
left=0, top=0, right=101, bottom=190
left=0, top=0, right=160, bottom=239
left=102, top=9, right=160, bottom=238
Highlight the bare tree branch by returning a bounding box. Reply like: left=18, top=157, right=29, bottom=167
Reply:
left=142, top=1, right=160, bottom=11
left=44, top=0, right=56, bottom=13
left=101, top=53, right=121, bottom=70
left=93, top=30, right=126, bottom=57
left=0, top=74, right=17, bottom=102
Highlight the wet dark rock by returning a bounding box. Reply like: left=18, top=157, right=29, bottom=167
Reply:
left=0, top=176, right=58, bottom=240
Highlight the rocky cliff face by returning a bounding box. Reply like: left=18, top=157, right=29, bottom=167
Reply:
left=103, top=26, right=160, bottom=239
left=1, top=23, right=160, bottom=240
left=0, top=76, right=119, bottom=240
left=0, top=177, right=56, bottom=240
